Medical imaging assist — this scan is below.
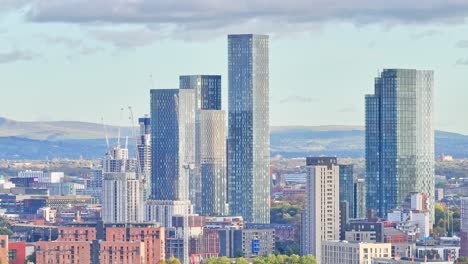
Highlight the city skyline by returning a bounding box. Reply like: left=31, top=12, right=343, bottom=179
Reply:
left=0, top=1, right=466, bottom=262
left=0, top=3, right=468, bottom=134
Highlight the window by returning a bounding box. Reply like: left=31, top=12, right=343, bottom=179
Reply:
left=8, top=249, right=17, bottom=260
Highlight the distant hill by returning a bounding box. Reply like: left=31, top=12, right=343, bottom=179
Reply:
left=0, top=117, right=132, bottom=140
left=0, top=118, right=467, bottom=159
left=271, top=126, right=468, bottom=158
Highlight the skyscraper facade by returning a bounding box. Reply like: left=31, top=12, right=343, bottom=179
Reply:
left=137, top=117, right=151, bottom=199
left=102, top=172, right=143, bottom=223
left=151, top=89, right=180, bottom=200
left=227, top=34, right=270, bottom=224
left=339, top=164, right=355, bottom=218
left=180, top=75, right=221, bottom=110
left=354, top=178, right=367, bottom=219
left=150, top=89, right=194, bottom=264
left=301, top=157, right=340, bottom=260
left=365, top=69, right=434, bottom=219
left=150, top=89, right=195, bottom=201
left=180, top=75, right=222, bottom=212
left=200, top=110, right=227, bottom=216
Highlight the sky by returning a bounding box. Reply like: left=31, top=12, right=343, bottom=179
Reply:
left=0, top=1, right=467, bottom=134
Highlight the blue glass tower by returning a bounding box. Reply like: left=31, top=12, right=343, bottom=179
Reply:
left=180, top=75, right=221, bottom=110
left=228, top=34, right=270, bottom=223
left=150, top=89, right=195, bottom=201
left=339, top=164, right=355, bottom=218
left=365, top=69, right=434, bottom=218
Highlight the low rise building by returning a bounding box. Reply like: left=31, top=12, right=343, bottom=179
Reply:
left=321, top=240, right=391, bottom=264
left=36, top=241, right=91, bottom=264
left=8, top=241, right=26, bottom=264
left=372, top=258, right=453, bottom=264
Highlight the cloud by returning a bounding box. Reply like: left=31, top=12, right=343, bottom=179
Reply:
left=41, top=35, right=84, bottom=49
left=456, top=58, right=468, bottom=65
left=89, top=28, right=164, bottom=48
left=0, top=0, right=28, bottom=11
left=410, top=29, right=439, bottom=40
left=455, top=40, right=468, bottom=48
left=0, top=50, right=38, bottom=63
left=279, top=96, right=315, bottom=104
left=23, top=1, right=468, bottom=37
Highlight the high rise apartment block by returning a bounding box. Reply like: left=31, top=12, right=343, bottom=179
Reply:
left=366, top=69, right=434, bottom=219
left=227, top=34, right=270, bottom=224
left=301, top=157, right=340, bottom=260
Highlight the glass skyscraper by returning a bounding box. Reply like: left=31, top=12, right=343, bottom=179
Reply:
left=365, top=69, right=434, bottom=219
left=339, top=164, right=355, bottom=218
left=228, top=34, right=270, bottom=223
left=180, top=75, right=222, bottom=110
left=150, top=89, right=195, bottom=201
left=200, top=110, right=227, bottom=216
left=180, top=75, right=222, bottom=212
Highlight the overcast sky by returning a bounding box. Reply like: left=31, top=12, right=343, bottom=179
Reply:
left=0, top=1, right=468, bottom=134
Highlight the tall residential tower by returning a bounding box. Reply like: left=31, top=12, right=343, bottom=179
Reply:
left=200, top=110, right=227, bottom=216
left=227, top=34, right=270, bottom=224
left=301, top=157, right=340, bottom=261
left=365, top=69, right=434, bottom=219
left=150, top=89, right=195, bottom=201
left=179, top=75, right=222, bottom=212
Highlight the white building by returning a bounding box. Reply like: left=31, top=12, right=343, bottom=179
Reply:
left=144, top=200, right=192, bottom=228
left=18, top=170, right=43, bottom=178
left=387, top=210, right=430, bottom=239
left=322, top=241, right=391, bottom=264
left=40, top=172, right=64, bottom=183
left=18, top=170, right=64, bottom=183
left=102, top=172, right=143, bottom=223
left=200, top=110, right=227, bottom=216
left=372, top=258, right=453, bottom=264
left=301, top=157, right=340, bottom=261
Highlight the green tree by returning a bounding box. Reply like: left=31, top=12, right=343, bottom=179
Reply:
left=301, top=255, right=317, bottom=264
left=167, top=256, right=181, bottom=264
left=236, top=257, right=249, bottom=264
left=276, top=254, right=288, bottom=264
left=270, top=203, right=302, bottom=224
left=286, top=254, right=300, bottom=264
left=26, top=252, right=36, bottom=263
left=253, top=257, right=267, bottom=264
left=218, top=257, right=232, bottom=264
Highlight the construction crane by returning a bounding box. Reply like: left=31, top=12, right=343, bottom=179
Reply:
left=101, top=117, right=111, bottom=156
left=128, top=106, right=142, bottom=179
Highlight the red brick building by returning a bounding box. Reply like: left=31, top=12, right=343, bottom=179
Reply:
left=105, top=224, right=165, bottom=263
left=35, top=241, right=91, bottom=264
left=100, top=241, right=145, bottom=264
left=8, top=241, right=26, bottom=264
left=0, top=235, right=7, bottom=264
left=384, top=227, right=408, bottom=243
left=35, top=222, right=165, bottom=263
left=58, top=226, right=96, bottom=241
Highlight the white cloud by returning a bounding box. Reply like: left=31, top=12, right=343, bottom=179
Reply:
left=25, top=0, right=468, bottom=29
left=0, top=50, right=38, bottom=63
